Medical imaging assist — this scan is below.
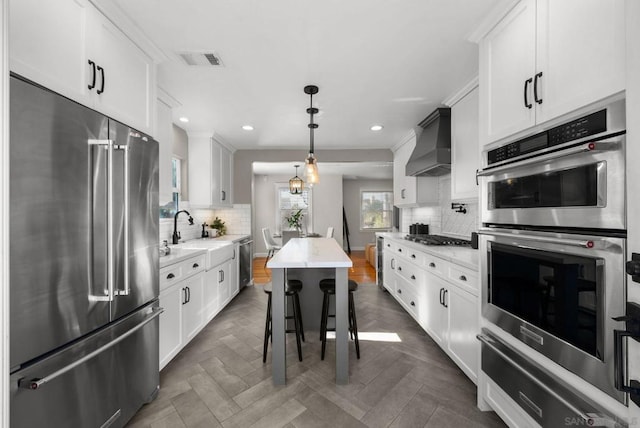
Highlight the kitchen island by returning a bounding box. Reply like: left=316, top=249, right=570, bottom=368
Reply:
left=267, top=238, right=352, bottom=385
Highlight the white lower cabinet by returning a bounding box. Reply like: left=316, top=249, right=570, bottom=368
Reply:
left=422, top=273, right=448, bottom=347
left=446, top=284, right=479, bottom=382
left=159, top=269, right=204, bottom=370
left=182, top=274, right=204, bottom=343
left=158, top=283, right=183, bottom=369
left=203, top=268, right=220, bottom=322
left=383, top=236, right=479, bottom=384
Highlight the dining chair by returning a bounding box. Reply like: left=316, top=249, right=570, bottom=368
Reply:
left=326, top=226, right=335, bottom=238
left=262, top=227, right=282, bottom=267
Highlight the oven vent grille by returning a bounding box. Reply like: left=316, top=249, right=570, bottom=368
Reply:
left=178, top=52, right=224, bottom=67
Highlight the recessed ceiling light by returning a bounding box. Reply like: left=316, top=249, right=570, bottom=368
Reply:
left=179, top=117, right=189, bottom=123
left=370, top=125, right=384, bottom=131
left=242, top=125, right=254, bottom=131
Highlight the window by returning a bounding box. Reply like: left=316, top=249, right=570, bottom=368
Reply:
left=275, top=185, right=312, bottom=234
left=361, top=190, right=393, bottom=230
left=160, top=157, right=182, bottom=219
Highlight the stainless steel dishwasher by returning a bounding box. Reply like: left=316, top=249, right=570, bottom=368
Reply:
left=238, top=237, right=253, bottom=288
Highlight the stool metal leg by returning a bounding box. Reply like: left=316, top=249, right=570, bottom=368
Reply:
left=263, top=293, right=272, bottom=363
left=292, top=295, right=303, bottom=362
left=294, top=292, right=305, bottom=342
left=321, top=293, right=331, bottom=360
left=349, top=292, right=360, bottom=359
left=320, top=292, right=328, bottom=341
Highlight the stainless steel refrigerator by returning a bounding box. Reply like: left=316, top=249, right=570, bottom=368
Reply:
left=9, top=75, right=161, bottom=428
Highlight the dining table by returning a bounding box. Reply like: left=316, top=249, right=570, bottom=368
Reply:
left=266, top=237, right=353, bottom=385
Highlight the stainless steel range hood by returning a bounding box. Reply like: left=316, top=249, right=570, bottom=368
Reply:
left=405, top=107, right=451, bottom=176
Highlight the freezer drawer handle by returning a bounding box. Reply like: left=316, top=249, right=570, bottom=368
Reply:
left=18, top=307, right=164, bottom=391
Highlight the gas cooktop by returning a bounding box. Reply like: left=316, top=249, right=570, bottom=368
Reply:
left=404, top=234, right=472, bottom=246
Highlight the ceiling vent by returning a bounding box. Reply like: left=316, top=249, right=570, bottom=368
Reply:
left=178, top=52, right=224, bottom=67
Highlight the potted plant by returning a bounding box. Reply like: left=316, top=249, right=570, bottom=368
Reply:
left=209, top=216, right=227, bottom=236
left=285, top=209, right=304, bottom=232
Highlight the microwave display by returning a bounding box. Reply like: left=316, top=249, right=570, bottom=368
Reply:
left=489, top=163, right=600, bottom=209
left=489, top=242, right=602, bottom=359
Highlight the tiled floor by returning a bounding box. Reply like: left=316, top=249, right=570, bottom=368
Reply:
left=127, top=257, right=505, bottom=428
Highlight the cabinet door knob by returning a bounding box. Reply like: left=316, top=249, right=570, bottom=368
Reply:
left=193, top=263, right=199, bottom=269
left=410, top=301, right=415, bottom=307
left=398, top=266, right=402, bottom=271
left=88, top=60, right=96, bottom=90
left=96, top=65, right=105, bottom=94
left=398, top=289, right=402, bottom=294
left=411, top=254, right=416, bottom=259
left=429, top=262, right=436, bottom=268
left=524, top=77, right=533, bottom=109
left=167, top=273, right=175, bottom=279
left=534, top=72, right=543, bottom=104
left=411, top=275, right=416, bottom=280
left=459, top=275, right=467, bottom=281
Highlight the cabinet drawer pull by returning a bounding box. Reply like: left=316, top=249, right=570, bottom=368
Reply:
left=429, top=262, right=436, bottom=268
left=398, top=266, right=402, bottom=271
left=459, top=275, right=467, bottom=281
left=534, top=72, right=543, bottom=104
left=410, top=301, right=415, bottom=307
left=96, top=65, right=105, bottom=94
left=391, top=258, right=395, bottom=269
left=167, top=273, right=175, bottom=279
left=439, top=288, right=444, bottom=305
left=411, top=275, right=416, bottom=280
left=387, top=243, right=390, bottom=247
left=411, top=254, right=416, bottom=259
left=88, top=60, right=96, bottom=90
left=401, top=188, right=406, bottom=199
left=398, top=248, right=402, bottom=253
left=193, top=263, right=199, bottom=269
left=524, top=77, right=533, bottom=109
left=398, top=289, right=402, bottom=294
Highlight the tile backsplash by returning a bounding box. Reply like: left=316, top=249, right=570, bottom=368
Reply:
left=159, top=203, right=251, bottom=243
left=401, top=176, right=478, bottom=239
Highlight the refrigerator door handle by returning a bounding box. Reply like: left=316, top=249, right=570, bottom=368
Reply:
left=114, top=144, right=130, bottom=296
left=88, top=139, right=115, bottom=301
left=18, top=307, right=164, bottom=391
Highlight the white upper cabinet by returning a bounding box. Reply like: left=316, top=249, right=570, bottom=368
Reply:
left=393, top=132, right=438, bottom=207
left=156, top=99, right=173, bottom=207
left=10, top=0, right=156, bottom=135
left=188, top=134, right=234, bottom=208
left=450, top=85, right=479, bottom=201
left=479, top=0, right=625, bottom=145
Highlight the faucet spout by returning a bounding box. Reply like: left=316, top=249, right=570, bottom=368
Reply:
left=173, top=210, right=193, bottom=244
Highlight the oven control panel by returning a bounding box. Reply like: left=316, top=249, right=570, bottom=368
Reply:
left=488, top=109, right=607, bottom=165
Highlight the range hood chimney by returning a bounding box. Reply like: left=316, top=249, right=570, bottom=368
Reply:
left=405, top=107, right=451, bottom=177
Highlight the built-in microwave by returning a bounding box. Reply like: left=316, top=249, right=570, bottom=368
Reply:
left=478, top=99, right=625, bottom=231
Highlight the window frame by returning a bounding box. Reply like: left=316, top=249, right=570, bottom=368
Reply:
left=274, top=183, right=313, bottom=234
left=360, top=190, right=393, bottom=231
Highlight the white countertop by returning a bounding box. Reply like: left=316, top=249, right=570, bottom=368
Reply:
left=159, top=247, right=207, bottom=268
left=267, top=238, right=353, bottom=269
left=378, top=232, right=479, bottom=271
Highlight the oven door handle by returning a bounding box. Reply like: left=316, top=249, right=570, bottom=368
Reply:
left=479, top=230, right=599, bottom=249
left=477, top=141, right=621, bottom=177
left=477, top=334, right=594, bottom=424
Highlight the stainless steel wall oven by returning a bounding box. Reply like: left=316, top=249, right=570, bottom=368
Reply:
left=478, top=98, right=628, bottom=404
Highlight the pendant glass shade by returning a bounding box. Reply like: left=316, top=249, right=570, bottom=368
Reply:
left=304, top=154, right=319, bottom=185
left=289, top=165, right=304, bottom=194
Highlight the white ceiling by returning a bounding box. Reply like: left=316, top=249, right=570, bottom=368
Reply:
left=253, top=161, right=393, bottom=180
left=113, top=0, right=506, bottom=151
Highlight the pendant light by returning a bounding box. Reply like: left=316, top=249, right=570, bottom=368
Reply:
left=289, top=164, right=304, bottom=194
left=304, top=85, right=319, bottom=185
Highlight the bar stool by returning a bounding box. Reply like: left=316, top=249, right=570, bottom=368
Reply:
left=263, top=279, right=305, bottom=363
left=318, top=278, right=360, bottom=360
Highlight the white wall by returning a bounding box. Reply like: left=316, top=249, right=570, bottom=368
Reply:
left=342, top=178, right=393, bottom=250
left=402, top=176, right=478, bottom=239
left=253, top=173, right=343, bottom=255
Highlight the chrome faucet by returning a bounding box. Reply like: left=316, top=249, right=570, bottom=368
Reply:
left=172, top=210, right=194, bottom=244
